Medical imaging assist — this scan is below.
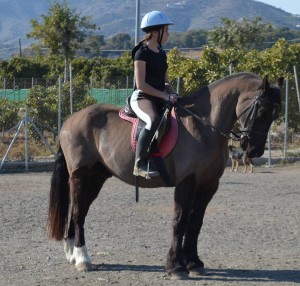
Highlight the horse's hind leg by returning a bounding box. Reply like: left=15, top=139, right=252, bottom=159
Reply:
left=64, top=213, right=75, bottom=263
left=67, top=162, right=112, bottom=271
left=182, top=180, right=219, bottom=277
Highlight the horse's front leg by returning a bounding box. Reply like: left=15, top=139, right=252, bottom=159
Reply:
left=166, top=176, right=196, bottom=279
left=183, top=180, right=219, bottom=277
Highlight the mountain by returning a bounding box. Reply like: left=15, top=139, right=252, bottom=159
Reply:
left=73, top=0, right=300, bottom=35
left=0, top=0, right=299, bottom=59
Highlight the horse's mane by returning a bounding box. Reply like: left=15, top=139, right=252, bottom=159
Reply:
left=176, top=72, right=264, bottom=119
left=179, top=72, right=262, bottom=105
left=209, top=72, right=261, bottom=89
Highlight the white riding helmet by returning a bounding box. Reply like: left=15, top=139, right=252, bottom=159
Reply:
left=141, top=11, right=174, bottom=32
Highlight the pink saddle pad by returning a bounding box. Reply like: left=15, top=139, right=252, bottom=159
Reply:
left=119, top=107, right=178, bottom=157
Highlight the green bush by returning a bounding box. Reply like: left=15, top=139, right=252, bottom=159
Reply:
left=25, top=76, right=97, bottom=140
left=0, top=99, right=22, bottom=131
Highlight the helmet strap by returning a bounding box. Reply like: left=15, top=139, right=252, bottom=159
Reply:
left=158, top=27, right=164, bottom=48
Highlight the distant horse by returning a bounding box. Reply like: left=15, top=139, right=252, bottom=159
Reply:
left=47, top=72, right=283, bottom=279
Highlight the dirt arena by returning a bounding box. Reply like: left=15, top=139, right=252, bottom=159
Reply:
left=0, top=163, right=299, bottom=286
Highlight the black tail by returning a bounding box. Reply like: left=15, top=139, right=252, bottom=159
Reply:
left=47, top=143, right=70, bottom=240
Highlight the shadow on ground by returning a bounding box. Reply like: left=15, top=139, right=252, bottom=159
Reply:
left=93, top=263, right=300, bottom=283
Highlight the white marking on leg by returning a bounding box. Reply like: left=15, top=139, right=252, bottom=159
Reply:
left=73, top=246, right=91, bottom=268
left=64, top=238, right=75, bottom=263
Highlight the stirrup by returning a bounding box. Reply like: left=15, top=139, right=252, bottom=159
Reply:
left=133, top=159, right=159, bottom=178
left=146, top=159, right=155, bottom=179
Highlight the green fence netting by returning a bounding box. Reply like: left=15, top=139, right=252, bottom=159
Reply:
left=0, top=89, right=30, bottom=101
left=89, top=88, right=132, bottom=106
left=0, top=88, right=133, bottom=106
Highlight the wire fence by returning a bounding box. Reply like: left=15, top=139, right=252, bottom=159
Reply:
left=0, top=76, right=299, bottom=173
left=0, top=76, right=135, bottom=172
left=0, top=76, right=134, bottom=102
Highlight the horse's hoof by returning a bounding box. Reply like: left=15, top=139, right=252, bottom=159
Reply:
left=188, top=267, right=208, bottom=277
left=76, top=262, right=93, bottom=272
left=67, top=254, right=76, bottom=264
left=169, top=271, right=189, bottom=280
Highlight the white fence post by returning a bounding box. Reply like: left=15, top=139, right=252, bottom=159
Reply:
left=176, top=77, right=180, bottom=96
left=70, top=63, right=73, bottom=114
left=4, top=78, right=6, bottom=98
left=283, top=78, right=289, bottom=159
left=293, top=66, right=300, bottom=113
left=126, top=76, right=129, bottom=97
left=267, top=129, right=272, bottom=166
left=58, top=76, right=62, bottom=136
left=25, top=105, right=29, bottom=172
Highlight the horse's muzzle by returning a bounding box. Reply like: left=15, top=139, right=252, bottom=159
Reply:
left=247, top=147, right=264, bottom=158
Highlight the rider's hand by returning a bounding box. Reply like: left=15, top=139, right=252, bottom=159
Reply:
left=169, top=93, right=178, bottom=103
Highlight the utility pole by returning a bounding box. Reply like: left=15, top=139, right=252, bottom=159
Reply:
left=135, top=0, right=140, bottom=45
left=19, top=37, right=22, bottom=57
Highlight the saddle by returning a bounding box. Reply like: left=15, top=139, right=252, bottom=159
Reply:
left=119, top=97, right=178, bottom=158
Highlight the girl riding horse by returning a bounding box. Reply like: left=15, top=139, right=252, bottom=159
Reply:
left=131, top=11, right=178, bottom=177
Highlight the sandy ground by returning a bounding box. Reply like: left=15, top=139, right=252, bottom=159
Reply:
left=0, top=163, right=299, bottom=286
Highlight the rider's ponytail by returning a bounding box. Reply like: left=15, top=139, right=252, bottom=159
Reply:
left=131, top=32, right=154, bottom=60
left=131, top=40, right=144, bottom=60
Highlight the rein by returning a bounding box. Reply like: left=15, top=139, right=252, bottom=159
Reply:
left=175, top=102, right=240, bottom=140
left=175, top=90, right=266, bottom=141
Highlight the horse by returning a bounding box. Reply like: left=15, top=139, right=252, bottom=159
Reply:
left=47, top=72, right=283, bottom=279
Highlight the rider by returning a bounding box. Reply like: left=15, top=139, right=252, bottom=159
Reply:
left=131, top=11, right=178, bottom=178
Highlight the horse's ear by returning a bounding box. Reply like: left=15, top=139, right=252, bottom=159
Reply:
left=276, top=77, right=284, bottom=89
left=262, top=75, right=269, bottom=91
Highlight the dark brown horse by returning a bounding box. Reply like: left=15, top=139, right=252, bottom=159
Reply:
left=47, top=72, right=283, bottom=278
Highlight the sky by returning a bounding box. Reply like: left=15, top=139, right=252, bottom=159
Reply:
left=257, top=0, right=300, bottom=15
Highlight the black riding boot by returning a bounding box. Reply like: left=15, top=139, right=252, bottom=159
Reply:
left=133, top=128, right=159, bottom=177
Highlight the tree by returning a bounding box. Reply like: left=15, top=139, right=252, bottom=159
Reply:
left=183, top=30, right=207, bottom=48
left=27, top=0, right=100, bottom=81
left=207, top=17, right=273, bottom=51
left=266, top=27, right=300, bottom=47
left=80, top=34, right=105, bottom=56
left=167, top=30, right=207, bottom=49
left=0, top=99, right=22, bottom=131
left=105, top=33, right=133, bottom=50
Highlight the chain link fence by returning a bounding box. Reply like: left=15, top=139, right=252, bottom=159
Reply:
left=0, top=76, right=134, bottom=172
left=0, top=77, right=299, bottom=173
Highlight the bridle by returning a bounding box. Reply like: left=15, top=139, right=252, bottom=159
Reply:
left=236, top=91, right=265, bottom=139
left=175, top=89, right=277, bottom=141
left=237, top=90, right=280, bottom=140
